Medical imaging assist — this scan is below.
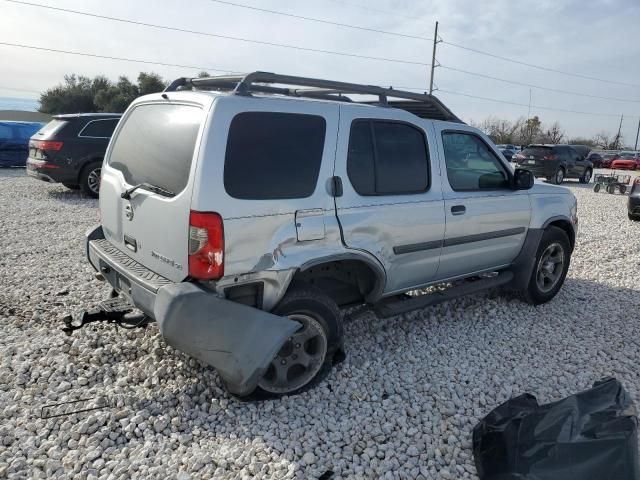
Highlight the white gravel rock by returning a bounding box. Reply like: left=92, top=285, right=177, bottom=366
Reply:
left=2, top=169, right=640, bottom=479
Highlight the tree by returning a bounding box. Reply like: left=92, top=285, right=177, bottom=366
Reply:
left=567, top=137, right=597, bottom=147
left=539, top=122, right=564, bottom=144
left=39, top=72, right=167, bottom=114
left=517, top=116, right=542, bottom=146
left=474, top=116, right=524, bottom=144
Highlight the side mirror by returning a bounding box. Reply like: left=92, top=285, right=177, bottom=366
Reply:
left=513, top=168, right=534, bottom=190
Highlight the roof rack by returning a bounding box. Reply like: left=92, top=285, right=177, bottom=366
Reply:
left=164, top=71, right=462, bottom=123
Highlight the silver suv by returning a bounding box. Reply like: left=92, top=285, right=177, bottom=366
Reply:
left=84, top=72, right=578, bottom=398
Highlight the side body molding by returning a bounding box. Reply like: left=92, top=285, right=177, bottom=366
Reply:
left=154, top=283, right=300, bottom=395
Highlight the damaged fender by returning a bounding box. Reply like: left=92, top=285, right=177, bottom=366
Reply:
left=154, top=282, right=300, bottom=396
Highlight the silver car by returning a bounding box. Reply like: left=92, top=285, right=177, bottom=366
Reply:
left=84, top=72, right=578, bottom=398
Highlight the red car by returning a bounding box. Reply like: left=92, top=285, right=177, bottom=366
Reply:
left=611, top=152, right=640, bottom=170
left=601, top=153, right=619, bottom=168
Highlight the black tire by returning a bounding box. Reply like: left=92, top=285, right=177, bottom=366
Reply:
left=517, top=226, right=571, bottom=305
left=550, top=167, right=565, bottom=184
left=619, top=185, right=627, bottom=195
left=606, top=184, right=616, bottom=194
left=629, top=212, right=640, bottom=221
left=246, top=283, right=344, bottom=399
left=593, top=183, right=601, bottom=192
left=79, top=161, right=102, bottom=198
left=62, top=183, right=80, bottom=190
left=579, top=168, right=592, bottom=184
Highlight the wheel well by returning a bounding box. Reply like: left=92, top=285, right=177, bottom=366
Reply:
left=547, top=220, right=575, bottom=251
left=292, top=260, right=380, bottom=307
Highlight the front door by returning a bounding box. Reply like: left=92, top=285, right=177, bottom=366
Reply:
left=433, top=127, right=531, bottom=280
left=334, top=106, right=445, bottom=294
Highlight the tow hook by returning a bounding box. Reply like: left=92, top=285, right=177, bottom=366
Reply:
left=61, top=296, right=151, bottom=336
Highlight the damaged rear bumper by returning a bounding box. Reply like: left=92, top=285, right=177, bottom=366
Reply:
left=85, top=225, right=299, bottom=395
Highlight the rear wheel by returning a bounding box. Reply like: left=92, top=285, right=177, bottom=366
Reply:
left=629, top=212, right=640, bottom=221
left=549, top=167, right=565, bottom=184
left=80, top=161, right=102, bottom=198
left=593, top=183, right=601, bottom=192
left=517, top=226, right=571, bottom=305
left=252, top=284, right=344, bottom=398
left=606, top=184, right=616, bottom=194
left=579, top=168, right=592, bottom=184
left=619, top=185, right=627, bottom=195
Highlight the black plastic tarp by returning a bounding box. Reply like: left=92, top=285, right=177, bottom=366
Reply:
left=473, top=377, right=639, bottom=480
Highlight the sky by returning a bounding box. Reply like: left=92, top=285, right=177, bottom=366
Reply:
left=1, top=0, right=639, bottom=145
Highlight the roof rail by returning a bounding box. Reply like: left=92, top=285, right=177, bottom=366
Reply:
left=164, top=71, right=462, bottom=122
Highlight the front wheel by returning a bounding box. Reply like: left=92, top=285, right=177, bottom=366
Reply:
left=593, top=183, right=601, bottom=193
left=80, top=161, right=102, bottom=198
left=619, top=185, right=627, bottom=195
left=517, top=226, right=571, bottom=305
left=579, top=168, right=592, bottom=184
left=606, top=184, right=616, bottom=194
left=251, top=284, right=344, bottom=398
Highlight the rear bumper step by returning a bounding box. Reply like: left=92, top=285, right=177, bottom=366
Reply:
left=374, top=270, right=514, bottom=318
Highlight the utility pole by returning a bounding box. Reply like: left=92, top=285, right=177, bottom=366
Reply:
left=428, top=21, right=439, bottom=95
left=615, top=114, right=624, bottom=150
left=527, top=89, right=532, bottom=119
left=635, top=117, right=640, bottom=150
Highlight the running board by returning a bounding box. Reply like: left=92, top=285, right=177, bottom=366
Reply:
left=373, top=271, right=514, bottom=318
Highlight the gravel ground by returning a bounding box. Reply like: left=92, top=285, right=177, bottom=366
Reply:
left=1, top=169, right=640, bottom=480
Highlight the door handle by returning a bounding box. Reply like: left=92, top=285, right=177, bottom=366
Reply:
left=451, top=205, right=466, bottom=215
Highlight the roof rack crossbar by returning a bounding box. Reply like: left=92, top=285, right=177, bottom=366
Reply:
left=165, top=71, right=461, bottom=122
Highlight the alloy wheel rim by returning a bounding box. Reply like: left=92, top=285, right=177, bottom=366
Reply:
left=535, top=242, right=565, bottom=293
left=556, top=169, right=564, bottom=183
left=258, top=313, right=327, bottom=394
left=87, top=168, right=101, bottom=194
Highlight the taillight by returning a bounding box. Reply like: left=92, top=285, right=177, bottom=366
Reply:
left=188, top=211, right=224, bottom=280
left=543, top=154, right=558, bottom=160
left=33, top=140, right=64, bottom=151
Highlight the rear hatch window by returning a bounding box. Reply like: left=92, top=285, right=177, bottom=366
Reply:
left=34, top=119, right=67, bottom=139
left=521, top=147, right=554, bottom=157
left=108, top=103, right=203, bottom=195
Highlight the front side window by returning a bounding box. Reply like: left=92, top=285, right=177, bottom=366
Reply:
left=442, top=131, right=510, bottom=191
left=80, top=119, right=119, bottom=138
left=109, top=103, right=202, bottom=195
left=347, top=120, right=429, bottom=196
left=224, top=112, right=326, bottom=200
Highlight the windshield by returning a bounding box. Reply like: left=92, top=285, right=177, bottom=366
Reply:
left=108, top=103, right=203, bottom=195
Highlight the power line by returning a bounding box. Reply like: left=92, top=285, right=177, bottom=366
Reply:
left=3, top=0, right=428, bottom=66
left=436, top=88, right=638, bottom=118
left=440, top=65, right=640, bottom=103
left=208, top=0, right=430, bottom=41
left=0, top=41, right=239, bottom=73
left=441, top=40, right=640, bottom=89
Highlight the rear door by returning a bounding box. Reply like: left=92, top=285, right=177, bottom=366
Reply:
left=434, top=126, right=531, bottom=280
left=334, top=106, right=445, bottom=294
left=99, top=99, right=208, bottom=282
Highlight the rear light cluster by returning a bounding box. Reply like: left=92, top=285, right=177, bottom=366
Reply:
left=188, top=211, right=224, bottom=280
left=543, top=154, right=558, bottom=161
left=32, top=140, right=64, bottom=151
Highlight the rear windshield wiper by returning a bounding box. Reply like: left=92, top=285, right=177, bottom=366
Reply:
left=121, top=182, right=175, bottom=199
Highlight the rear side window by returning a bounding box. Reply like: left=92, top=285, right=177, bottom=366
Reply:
left=0, top=124, right=11, bottom=140
left=224, top=112, right=326, bottom=200
left=109, top=103, right=202, bottom=195
left=79, top=119, right=119, bottom=138
left=347, top=120, right=429, bottom=196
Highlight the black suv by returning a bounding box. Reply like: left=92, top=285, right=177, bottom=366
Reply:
left=512, top=144, right=593, bottom=184
left=26, top=113, right=121, bottom=197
